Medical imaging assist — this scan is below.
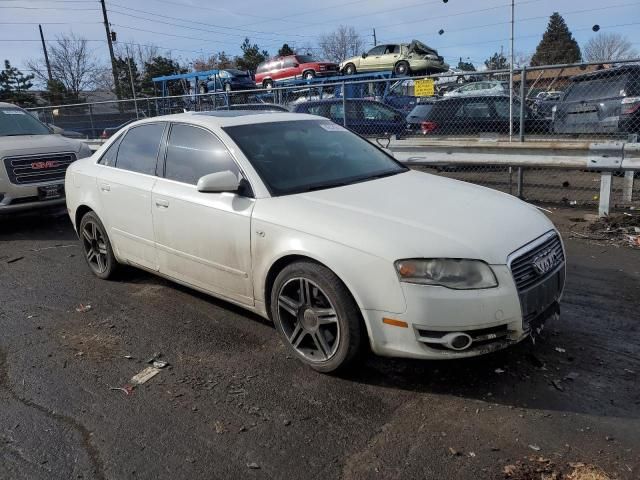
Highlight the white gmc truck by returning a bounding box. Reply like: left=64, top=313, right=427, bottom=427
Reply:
left=0, top=102, right=92, bottom=214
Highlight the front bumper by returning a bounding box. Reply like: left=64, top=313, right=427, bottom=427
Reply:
left=362, top=264, right=564, bottom=360
left=0, top=183, right=66, bottom=214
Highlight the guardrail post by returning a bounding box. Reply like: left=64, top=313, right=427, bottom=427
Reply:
left=516, top=167, right=524, bottom=198
left=622, top=171, right=634, bottom=203
left=519, top=66, right=526, bottom=142
left=599, top=172, right=612, bottom=217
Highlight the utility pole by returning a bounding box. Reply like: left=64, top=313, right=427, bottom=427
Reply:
left=372, top=28, right=377, bottom=46
left=509, top=0, right=515, bottom=141
left=38, top=24, right=53, bottom=84
left=100, top=0, right=120, bottom=98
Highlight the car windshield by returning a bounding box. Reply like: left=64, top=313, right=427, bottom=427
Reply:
left=0, top=107, right=51, bottom=136
left=223, top=120, right=407, bottom=196
left=227, top=69, right=250, bottom=77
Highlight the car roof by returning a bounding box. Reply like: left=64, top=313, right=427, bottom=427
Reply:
left=122, top=111, right=316, bottom=129
left=437, top=94, right=510, bottom=102
left=0, top=102, right=20, bottom=109
left=570, top=64, right=640, bottom=82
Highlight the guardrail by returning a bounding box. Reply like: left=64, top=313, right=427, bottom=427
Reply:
left=384, top=138, right=639, bottom=216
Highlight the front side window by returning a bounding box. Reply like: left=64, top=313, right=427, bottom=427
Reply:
left=368, top=45, right=386, bottom=56
left=0, top=108, right=51, bottom=136
left=223, top=120, right=407, bottom=196
left=455, top=101, right=491, bottom=118
left=115, top=123, right=165, bottom=175
left=328, top=102, right=358, bottom=121
left=164, top=124, right=239, bottom=185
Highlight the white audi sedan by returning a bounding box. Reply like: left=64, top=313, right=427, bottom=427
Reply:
left=65, top=112, right=565, bottom=372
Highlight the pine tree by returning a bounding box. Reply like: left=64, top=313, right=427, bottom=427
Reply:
left=530, top=12, right=581, bottom=66
left=484, top=52, right=509, bottom=71
left=278, top=44, right=294, bottom=57
left=0, top=60, right=35, bottom=106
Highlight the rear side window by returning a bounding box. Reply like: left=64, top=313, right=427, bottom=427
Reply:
left=115, top=123, right=165, bottom=175
left=164, top=124, right=239, bottom=185
left=455, top=101, right=491, bottom=119
left=564, top=75, right=628, bottom=101
left=282, top=57, right=297, bottom=68
left=98, top=135, right=123, bottom=166
left=362, top=102, right=397, bottom=121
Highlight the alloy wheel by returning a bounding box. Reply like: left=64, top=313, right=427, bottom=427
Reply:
left=277, top=277, right=340, bottom=362
left=81, top=220, right=108, bottom=274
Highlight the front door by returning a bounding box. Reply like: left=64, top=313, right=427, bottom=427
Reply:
left=151, top=123, right=255, bottom=305
left=361, top=45, right=386, bottom=71
left=96, top=122, right=166, bottom=270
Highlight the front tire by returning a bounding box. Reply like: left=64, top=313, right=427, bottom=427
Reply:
left=303, top=70, right=315, bottom=80
left=79, top=211, right=118, bottom=280
left=343, top=63, right=356, bottom=75
left=263, top=79, right=273, bottom=89
left=270, top=261, right=363, bottom=373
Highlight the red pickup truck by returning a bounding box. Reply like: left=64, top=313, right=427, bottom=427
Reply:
left=255, top=55, right=338, bottom=88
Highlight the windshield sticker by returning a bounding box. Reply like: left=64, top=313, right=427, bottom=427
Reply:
left=320, top=123, right=345, bottom=132
left=2, top=110, right=26, bottom=115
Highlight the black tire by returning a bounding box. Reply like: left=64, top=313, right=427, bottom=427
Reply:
left=456, top=76, right=465, bottom=84
left=79, top=211, right=118, bottom=280
left=303, top=70, right=315, bottom=80
left=270, top=261, right=363, bottom=373
left=263, top=79, right=273, bottom=89
left=394, top=61, right=410, bottom=76
left=343, top=63, right=356, bottom=75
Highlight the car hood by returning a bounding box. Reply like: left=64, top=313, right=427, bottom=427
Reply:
left=0, top=134, right=84, bottom=157
left=256, top=170, right=554, bottom=264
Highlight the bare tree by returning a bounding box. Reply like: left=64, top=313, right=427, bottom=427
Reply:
left=192, top=52, right=235, bottom=71
left=115, top=43, right=161, bottom=72
left=319, top=26, right=364, bottom=63
left=27, top=33, right=101, bottom=98
left=584, top=33, right=638, bottom=62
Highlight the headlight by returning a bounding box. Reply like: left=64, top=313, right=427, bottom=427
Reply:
left=394, top=259, right=498, bottom=289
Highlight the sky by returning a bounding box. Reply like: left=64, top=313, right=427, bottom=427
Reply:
left=1, top=0, right=639, bottom=77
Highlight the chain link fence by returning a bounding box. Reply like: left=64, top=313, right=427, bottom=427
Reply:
left=25, top=58, right=640, bottom=210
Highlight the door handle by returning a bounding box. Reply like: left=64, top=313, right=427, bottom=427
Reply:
left=99, top=183, right=110, bottom=192
left=155, top=199, right=169, bottom=208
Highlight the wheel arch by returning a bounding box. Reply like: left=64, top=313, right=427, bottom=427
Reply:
left=263, top=253, right=365, bottom=320
left=74, top=204, right=94, bottom=234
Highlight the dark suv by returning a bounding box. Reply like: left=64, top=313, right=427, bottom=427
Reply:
left=553, top=65, right=640, bottom=135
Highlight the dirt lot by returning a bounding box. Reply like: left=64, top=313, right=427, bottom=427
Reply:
left=0, top=208, right=638, bottom=480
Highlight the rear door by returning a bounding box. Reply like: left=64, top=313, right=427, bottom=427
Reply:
left=151, top=123, right=254, bottom=305
left=361, top=101, right=404, bottom=136
left=96, top=122, right=166, bottom=270
left=378, top=45, right=401, bottom=70
left=278, top=57, right=299, bottom=81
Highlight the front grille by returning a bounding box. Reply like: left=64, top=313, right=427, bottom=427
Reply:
left=3, top=152, right=76, bottom=185
left=510, top=233, right=565, bottom=292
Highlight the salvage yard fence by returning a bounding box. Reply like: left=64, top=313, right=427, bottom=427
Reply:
left=24, top=58, right=640, bottom=214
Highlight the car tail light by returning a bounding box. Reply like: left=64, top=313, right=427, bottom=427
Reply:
left=621, top=96, right=640, bottom=115
left=421, top=121, right=438, bottom=134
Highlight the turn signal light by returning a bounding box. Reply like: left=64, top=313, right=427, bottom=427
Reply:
left=383, top=318, right=408, bottom=328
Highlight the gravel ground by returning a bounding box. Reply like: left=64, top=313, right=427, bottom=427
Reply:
left=0, top=208, right=638, bottom=480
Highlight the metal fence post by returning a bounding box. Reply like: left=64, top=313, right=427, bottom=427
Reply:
left=519, top=66, right=526, bottom=142
left=88, top=104, right=95, bottom=139
left=599, top=172, right=613, bottom=217
left=342, top=81, right=347, bottom=128
left=622, top=171, right=634, bottom=203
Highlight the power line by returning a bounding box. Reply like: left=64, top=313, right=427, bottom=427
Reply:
left=106, top=1, right=313, bottom=38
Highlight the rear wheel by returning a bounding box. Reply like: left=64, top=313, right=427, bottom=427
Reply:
left=303, top=70, right=315, bottom=80
left=343, top=63, right=356, bottom=75
left=394, top=61, right=410, bottom=76
left=79, top=211, right=118, bottom=280
left=456, top=76, right=465, bottom=84
left=263, top=79, right=273, bottom=89
left=270, top=261, right=363, bottom=373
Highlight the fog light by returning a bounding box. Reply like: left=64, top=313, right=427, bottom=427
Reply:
left=442, top=332, right=473, bottom=351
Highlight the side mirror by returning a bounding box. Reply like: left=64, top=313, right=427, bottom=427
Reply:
left=361, top=53, right=368, bottom=59
left=197, top=170, right=240, bottom=193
